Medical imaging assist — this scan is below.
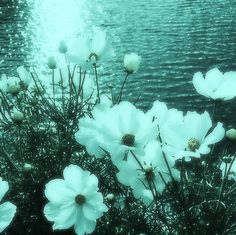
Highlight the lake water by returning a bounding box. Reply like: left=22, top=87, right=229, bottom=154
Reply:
left=1, top=0, right=236, bottom=121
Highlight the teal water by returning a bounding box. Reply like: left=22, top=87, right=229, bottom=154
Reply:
left=1, top=0, right=236, bottom=121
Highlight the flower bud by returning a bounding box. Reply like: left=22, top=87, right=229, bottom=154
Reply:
left=47, top=56, right=57, bottom=69
left=58, top=40, right=68, bottom=54
left=7, top=85, right=21, bottom=96
left=11, top=110, right=24, bottom=125
left=23, top=163, right=33, bottom=172
left=123, top=53, right=141, bottom=73
left=222, top=156, right=232, bottom=163
left=105, top=193, right=115, bottom=203
left=226, top=128, right=236, bottom=141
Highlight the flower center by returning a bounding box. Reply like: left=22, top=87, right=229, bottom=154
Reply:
left=144, top=166, right=155, bottom=181
left=75, top=194, right=86, bottom=205
left=188, top=138, right=200, bottom=152
left=122, top=134, right=135, bottom=147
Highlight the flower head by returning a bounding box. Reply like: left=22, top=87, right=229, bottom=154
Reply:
left=0, top=178, right=17, bottom=233
left=192, top=68, right=236, bottom=100
left=67, top=29, right=114, bottom=67
left=161, top=111, right=225, bottom=160
left=116, top=141, right=179, bottom=205
left=123, top=53, right=141, bottom=73
left=44, top=164, right=107, bottom=235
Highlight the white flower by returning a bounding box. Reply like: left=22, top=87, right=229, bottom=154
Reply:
left=116, top=141, right=179, bottom=205
left=192, top=68, right=236, bottom=100
left=161, top=111, right=225, bottom=160
left=75, top=101, right=156, bottom=163
left=123, top=53, right=141, bottom=73
left=97, top=101, right=157, bottom=165
left=44, top=164, right=107, bottom=235
left=0, top=178, right=17, bottom=233
left=67, top=29, right=114, bottom=66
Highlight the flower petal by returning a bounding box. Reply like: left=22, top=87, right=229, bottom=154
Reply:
left=0, top=202, right=16, bottom=233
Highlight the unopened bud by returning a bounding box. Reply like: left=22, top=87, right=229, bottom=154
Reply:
left=11, top=110, right=24, bottom=125
left=23, top=163, right=33, bottom=172
left=123, top=53, right=141, bottom=74
left=226, top=129, right=236, bottom=141
left=106, top=193, right=115, bottom=203
left=222, top=156, right=232, bottom=164
left=58, top=40, right=68, bottom=54
left=47, top=56, right=57, bottom=69
left=7, top=85, right=21, bottom=96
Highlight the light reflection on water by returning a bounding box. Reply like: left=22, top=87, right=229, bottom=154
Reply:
left=26, top=0, right=90, bottom=71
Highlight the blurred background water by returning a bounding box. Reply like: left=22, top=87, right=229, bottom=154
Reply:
left=0, top=0, right=236, bottom=124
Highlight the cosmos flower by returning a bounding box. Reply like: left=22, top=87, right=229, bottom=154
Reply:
left=123, top=53, right=141, bottom=73
left=67, top=29, right=114, bottom=67
left=116, top=141, right=179, bottom=205
left=192, top=68, right=236, bottom=100
left=97, top=101, right=157, bottom=165
left=44, top=164, right=108, bottom=235
left=161, top=111, right=225, bottom=160
left=0, top=178, right=17, bottom=233
left=75, top=100, right=156, bottom=163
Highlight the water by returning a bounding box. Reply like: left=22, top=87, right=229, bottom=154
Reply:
left=1, top=0, right=236, bottom=115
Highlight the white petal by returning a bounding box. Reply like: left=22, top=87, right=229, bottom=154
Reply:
left=44, top=202, right=77, bottom=230
left=184, top=111, right=212, bottom=141
left=192, top=72, right=214, bottom=98
left=214, top=72, right=236, bottom=100
left=63, top=165, right=86, bottom=193
left=205, top=68, right=223, bottom=91
left=74, top=207, right=96, bottom=235
left=0, top=180, right=9, bottom=201
left=204, top=122, right=225, bottom=145
left=0, top=202, right=16, bottom=233
left=45, top=179, right=75, bottom=204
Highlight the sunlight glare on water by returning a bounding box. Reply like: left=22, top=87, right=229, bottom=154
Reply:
left=26, top=0, right=90, bottom=70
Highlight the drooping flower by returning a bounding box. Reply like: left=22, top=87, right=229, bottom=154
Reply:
left=44, top=164, right=108, bottom=235
left=116, top=141, right=179, bottom=205
left=161, top=111, right=225, bottom=160
left=67, top=29, right=114, bottom=67
left=192, top=68, right=236, bottom=100
left=123, top=53, right=141, bottom=73
left=0, top=178, right=17, bottom=233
